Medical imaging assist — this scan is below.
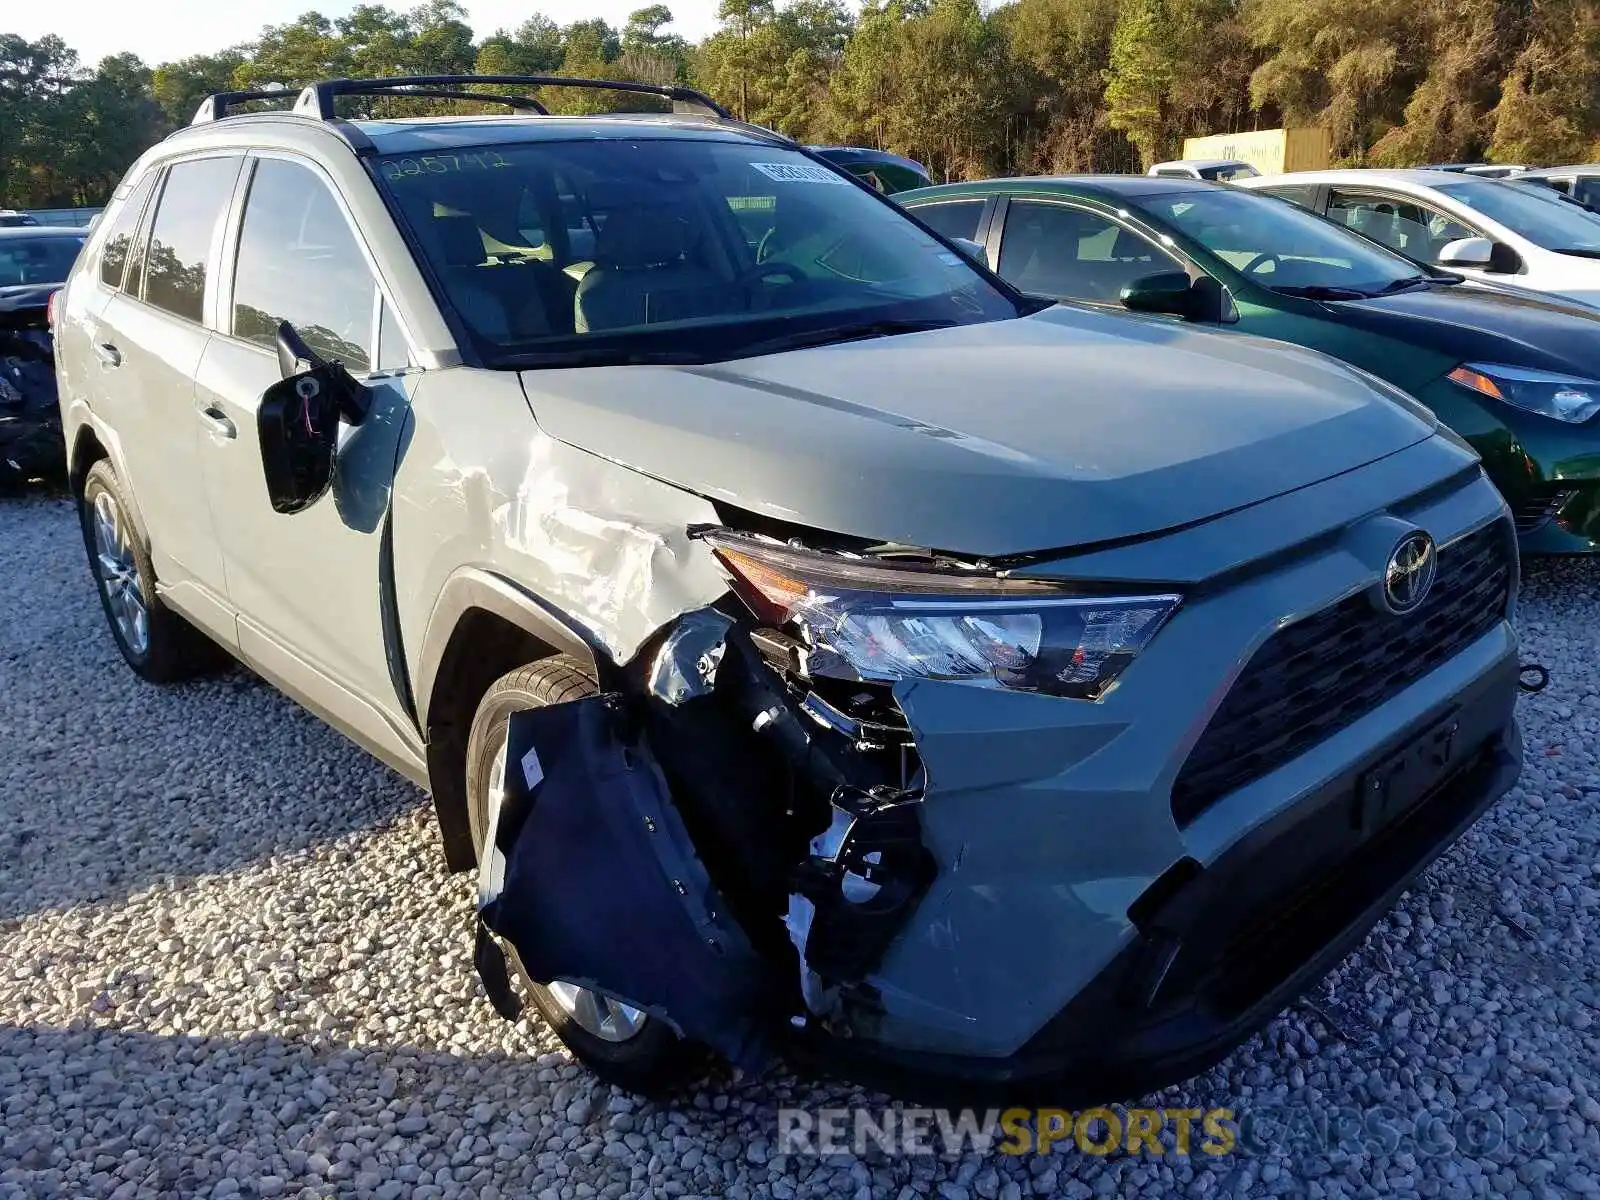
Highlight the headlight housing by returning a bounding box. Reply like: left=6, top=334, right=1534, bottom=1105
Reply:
left=705, top=532, right=1180, bottom=701
left=1448, top=363, right=1600, bottom=424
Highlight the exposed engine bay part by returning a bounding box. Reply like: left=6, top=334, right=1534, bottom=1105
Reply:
left=473, top=691, right=771, bottom=1074
left=646, top=607, right=734, bottom=705
left=786, top=784, right=937, bottom=1021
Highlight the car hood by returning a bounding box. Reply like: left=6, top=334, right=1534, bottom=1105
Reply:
left=519, top=305, right=1439, bottom=557
left=1331, top=283, right=1600, bottom=378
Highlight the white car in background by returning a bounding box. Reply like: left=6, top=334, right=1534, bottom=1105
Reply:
left=1238, top=168, right=1600, bottom=307
left=1148, top=158, right=1260, bottom=182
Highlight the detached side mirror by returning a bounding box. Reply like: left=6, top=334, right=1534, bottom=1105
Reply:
left=949, top=237, right=988, bottom=266
left=258, top=323, right=370, bottom=515
left=1120, top=270, right=1236, bottom=324
left=1435, top=236, right=1494, bottom=268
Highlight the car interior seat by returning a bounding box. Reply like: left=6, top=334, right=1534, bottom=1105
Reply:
left=574, top=202, right=729, bottom=333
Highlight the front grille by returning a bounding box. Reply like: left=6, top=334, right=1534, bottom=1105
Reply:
left=1170, top=521, right=1512, bottom=826
left=1511, top=486, right=1578, bottom=534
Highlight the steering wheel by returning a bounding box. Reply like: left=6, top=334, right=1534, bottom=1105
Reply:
left=755, top=226, right=778, bottom=264
left=1239, top=252, right=1281, bottom=276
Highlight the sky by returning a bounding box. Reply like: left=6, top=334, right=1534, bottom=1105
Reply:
left=10, top=0, right=724, bottom=70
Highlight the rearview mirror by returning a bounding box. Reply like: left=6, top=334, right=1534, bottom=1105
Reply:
left=1435, top=237, right=1494, bottom=268
left=1120, top=271, right=1236, bottom=323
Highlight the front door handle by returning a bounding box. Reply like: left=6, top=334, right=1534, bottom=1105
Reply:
left=199, top=403, right=237, bottom=440
left=94, top=342, right=121, bottom=368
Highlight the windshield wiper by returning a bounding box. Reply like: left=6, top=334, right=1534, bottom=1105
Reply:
left=1269, top=284, right=1369, bottom=300
left=729, top=317, right=962, bottom=359
left=1373, top=275, right=1435, bottom=296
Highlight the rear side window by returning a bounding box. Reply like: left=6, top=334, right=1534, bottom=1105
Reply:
left=98, top=174, right=156, bottom=290
left=1258, top=185, right=1316, bottom=209
left=142, top=156, right=242, bottom=322
left=231, top=157, right=376, bottom=373
left=912, top=201, right=985, bottom=242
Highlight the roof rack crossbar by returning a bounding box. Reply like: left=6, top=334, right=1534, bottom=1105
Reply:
left=293, top=75, right=731, bottom=121
left=349, top=87, right=551, bottom=115
left=191, top=88, right=297, bottom=125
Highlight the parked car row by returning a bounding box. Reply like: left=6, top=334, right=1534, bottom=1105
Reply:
left=0, top=226, right=87, bottom=489
left=15, top=75, right=1588, bottom=1108
left=899, top=169, right=1600, bottom=552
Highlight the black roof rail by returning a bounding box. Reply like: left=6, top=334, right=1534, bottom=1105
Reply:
left=191, top=88, right=297, bottom=124
left=291, top=74, right=732, bottom=121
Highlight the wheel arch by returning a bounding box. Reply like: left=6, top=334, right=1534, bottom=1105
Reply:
left=418, top=568, right=603, bottom=871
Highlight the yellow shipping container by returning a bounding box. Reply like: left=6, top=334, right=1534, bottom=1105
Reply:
left=1178, top=127, right=1333, bottom=176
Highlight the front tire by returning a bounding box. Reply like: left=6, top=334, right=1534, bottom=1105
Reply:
left=79, top=459, right=223, bottom=683
left=465, top=656, right=702, bottom=1095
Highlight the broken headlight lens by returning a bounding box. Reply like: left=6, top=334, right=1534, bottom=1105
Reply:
left=707, top=533, right=1179, bottom=700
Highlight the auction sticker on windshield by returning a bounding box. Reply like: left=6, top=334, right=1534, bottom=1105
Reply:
left=751, top=162, right=851, bottom=185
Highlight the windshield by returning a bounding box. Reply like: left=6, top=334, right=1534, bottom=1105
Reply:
left=0, top=235, right=85, bottom=287
left=1205, top=164, right=1259, bottom=182
left=371, top=137, right=1018, bottom=366
left=1434, top=179, right=1600, bottom=253
left=1148, top=189, right=1425, bottom=297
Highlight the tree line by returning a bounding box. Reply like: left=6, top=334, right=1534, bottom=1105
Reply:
left=3, top=0, right=1598, bottom=208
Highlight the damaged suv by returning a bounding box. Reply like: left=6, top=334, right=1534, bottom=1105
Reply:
left=56, top=75, right=1525, bottom=1103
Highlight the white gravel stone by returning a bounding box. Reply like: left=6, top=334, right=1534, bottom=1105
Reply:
left=3, top=494, right=1600, bottom=1199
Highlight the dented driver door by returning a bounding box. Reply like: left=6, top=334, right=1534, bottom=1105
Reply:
left=193, top=153, right=425, bottom=775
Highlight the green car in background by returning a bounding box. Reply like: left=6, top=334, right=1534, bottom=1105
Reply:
left=809, top=146, right=932, bottom=194
left=900, top=175, right=1600, bottom=552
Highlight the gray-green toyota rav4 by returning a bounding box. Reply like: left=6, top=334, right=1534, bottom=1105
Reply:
left=55, top=75, right=1524, bottom=1103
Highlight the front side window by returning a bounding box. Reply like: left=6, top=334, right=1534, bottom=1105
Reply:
left=1328, top=189, right=1472, bottom=262
left=1154, top=188, right=1427, bottom=298
left=142, top=156, right=242, bottom=322
left=911, top=201, right=985, bottom=242
left=232, top=157, right=376, bottom=372
left=1435, top=178, right=1600, bottom=254
left=98, top=174, right=156, bottom=290
left=370, top=137, right=1018, bottom=366
left=0, top=234, right=85, bottom=287
left=997, top=200, right=1178, bottom=301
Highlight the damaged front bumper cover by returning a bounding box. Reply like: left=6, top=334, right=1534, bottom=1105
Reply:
left=471, top=588, right=1522, bottom=1106
left=0, top=324, right=64, bottom=487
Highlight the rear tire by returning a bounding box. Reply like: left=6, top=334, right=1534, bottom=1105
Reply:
left=465, top=656, right=703, bottom=1095
left=79, top=459, right=225, bottom=683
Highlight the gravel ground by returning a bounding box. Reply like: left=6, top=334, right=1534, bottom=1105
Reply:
left=2, top=492, right=1598, bottom=1199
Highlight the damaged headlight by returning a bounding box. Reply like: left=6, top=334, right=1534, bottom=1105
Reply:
left=706, top=532, right=1179, bottom=701
left=1448, top=363, right=1600, bottom=424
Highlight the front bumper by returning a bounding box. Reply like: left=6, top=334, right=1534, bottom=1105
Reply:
left=792, top=653, right=1521, bottom=1105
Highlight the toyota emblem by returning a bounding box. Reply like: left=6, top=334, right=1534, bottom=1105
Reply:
left=1382, top=531, right=1437, bottom=615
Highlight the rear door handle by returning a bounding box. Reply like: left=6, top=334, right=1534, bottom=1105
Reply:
left=94, top=342, right=121, bottom=368
left=199, top=403, right=237, bottom=440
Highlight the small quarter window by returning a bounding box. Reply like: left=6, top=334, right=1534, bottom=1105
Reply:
left=98, top=174, right=156, bottom=291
